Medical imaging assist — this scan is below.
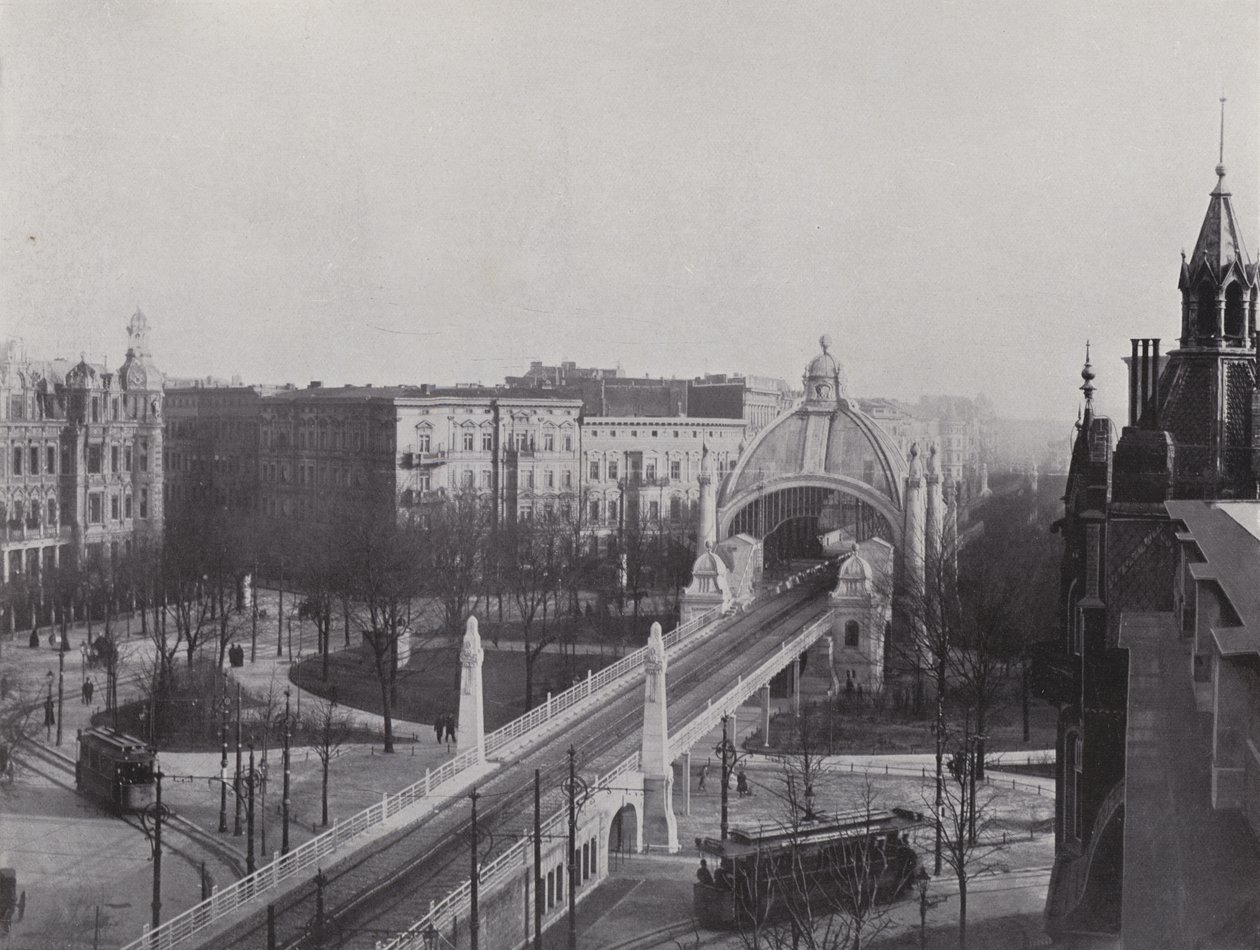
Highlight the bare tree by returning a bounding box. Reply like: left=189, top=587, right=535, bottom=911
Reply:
left=930, top=738, right=1006, bottom=950
left=504, top=515, right=567, bottom=710
left=422, top=491, right=487, bottom=640
left=305, top=694, right=353, bottom=827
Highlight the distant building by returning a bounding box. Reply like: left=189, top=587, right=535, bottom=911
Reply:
left=256, top=383, right=583, bottom=530
left=164, top=382, right=279, bottom=518
left=688, top=373, right=794, bottom=436
left=0, top=312, right=164, bottom=629
left=581, top=416, right=745, bottom=534
left=856, top=395, right=993, bottom=500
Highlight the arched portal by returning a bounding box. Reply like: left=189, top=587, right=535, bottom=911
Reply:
left=608, top=802, right=641, bottom=866
left=726, top=483, right=896, bottom=566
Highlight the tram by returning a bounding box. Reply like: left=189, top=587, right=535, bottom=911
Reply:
left=693, top=808, right=924, bottom=930
left=75, top=727, right=156, bottom=813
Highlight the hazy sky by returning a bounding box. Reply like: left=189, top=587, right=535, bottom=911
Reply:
left=2, top=1, right=1256, bottom=422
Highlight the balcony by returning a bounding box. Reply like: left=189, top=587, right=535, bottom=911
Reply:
left=401, top=448, right=448, bottom=467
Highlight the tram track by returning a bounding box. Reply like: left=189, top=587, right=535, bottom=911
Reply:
left=19, top=739, right=247, bottom=884
left=211, top=573, right=835, bottom=950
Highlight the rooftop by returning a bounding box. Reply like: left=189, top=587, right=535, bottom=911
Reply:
left=1167, top=501, right=1260, bottom=656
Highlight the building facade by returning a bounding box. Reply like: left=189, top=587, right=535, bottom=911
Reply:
left=581, top=416, right=745, bottom=535
left=1033, top=152, right=1260, bottom=940
left=0, top=312, right=164, bottom=627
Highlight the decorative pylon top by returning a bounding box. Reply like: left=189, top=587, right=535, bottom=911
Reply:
left=1080, top=341, right=1096, bottom=423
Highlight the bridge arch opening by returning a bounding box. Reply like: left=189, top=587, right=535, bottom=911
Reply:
left=608, top=802, right=640, bottom=866
left=727, top=485, right=895, bottom=567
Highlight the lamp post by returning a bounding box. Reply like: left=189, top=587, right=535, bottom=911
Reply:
left=44, top=670, right=54, bottom=740
left=281, top=688, right=292, bottom=856
left=219, top=696, right=230, bottom=833
left=246, top=743, right=257, bottom=874
left=142, top=768, right=167, bottom=931
left=56, top=645, right=65, bottom=747
left=714, top=714, right=741, bottom=842
left=277, top=555, right=286, bottom=658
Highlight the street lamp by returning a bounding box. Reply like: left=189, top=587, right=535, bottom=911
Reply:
left=44, top=671, right=54, bottom=740
left=713, top=714, right=742, bottom=841
left=281, top=688, right=292, bottom=856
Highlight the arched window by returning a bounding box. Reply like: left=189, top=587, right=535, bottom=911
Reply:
left=1197, top=284, right=1219, bottom=340
left=844, top=620, right=860, bottom=648
left=1225, top=282, right=1245, bottom=340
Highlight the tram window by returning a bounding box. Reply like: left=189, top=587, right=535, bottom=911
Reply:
left=546, top=870, right=554, bottom=908
left=556, top=864, right=564, bottom=901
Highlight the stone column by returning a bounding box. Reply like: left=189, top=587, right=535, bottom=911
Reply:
left=697, top=445, right=716, bottom=551
left=683, top=751, right=691, bottom=816
left=761, top=685, right=772, bottom=747
left=925, top=445, right=943, bottom=569
left=640, top=622, right=678, bottom=852
left=903, top=444, right=926, bottom=600
left=457, top=615, right=485, bottom=764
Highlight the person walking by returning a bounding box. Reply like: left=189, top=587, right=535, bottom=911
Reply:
left=697, top=761, right=709, bottom=793
left=81, top=680, right=89, bottom=705
left=445, top=713, right=457, bottom=743
left=433, top=717, right=443, bottom=743
left=84, top=679, right=95, bottom=705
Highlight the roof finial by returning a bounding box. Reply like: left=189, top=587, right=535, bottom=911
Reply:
left=819, top=334, right=831, bottom=354
left=1217, top=96, right=1227, bottom=179
left=1080, top=340, right=1096, bottom=412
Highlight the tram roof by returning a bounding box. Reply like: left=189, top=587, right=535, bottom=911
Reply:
left=695, top=807, right=925, bottom=859
left=79, top=727, right=153, bottom=758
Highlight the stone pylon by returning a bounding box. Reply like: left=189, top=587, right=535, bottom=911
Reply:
left=458, top=615, right=485, bottom=763
left=640, top=622, right=678, bottom=852
left=697, top=441, right=717, bottom=551
left=925, top=443, right=943, bottom=570
left=902, top=443, right=926, bottom=599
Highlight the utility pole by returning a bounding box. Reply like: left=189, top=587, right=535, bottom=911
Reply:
left=469, top=787, right=479, bottom=950
left=251, top=565, right=258, bottom=663
left=233, top=686, right=243, bottom=836
left=247, top=744, right=256, bottom=875
left=282, top=689, right=292, bottom=855
left=219, top=699, right=229, bottom=833
left=56, top=646, right=65, bottom=747
left=277, top=559, right=284, bottom=658
left=715, top=715, right=733, bottom=841
left=567, top=746, right=578, bottom=950
left=149, top=770, right=164, bottom=931
left=533, top=769, right=543, bottom=950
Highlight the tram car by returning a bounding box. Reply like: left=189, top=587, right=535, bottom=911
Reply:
left=693, top=807, right=924, bottom=930
left=75, top=727, right=156, bottom=813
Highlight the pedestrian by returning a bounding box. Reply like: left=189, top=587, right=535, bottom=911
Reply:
left=85, top=679, right=95, bottom=705
left=736, top=769, right=750, bottom=798
left=696, top=858, right=714, bottom=886
left=697, top=761, right=709, bottom=793
left=433, top=717, right=443, bottom=743
left=445, top=713, right=457, bottom=743
left=81, top=680, right=89, bottom=705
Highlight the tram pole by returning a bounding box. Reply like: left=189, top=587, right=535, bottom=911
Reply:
left=533, top=769, right=543, bottom=950
left=282, top=688, right=292, bottom=856
left=151, top=770, right=163, bottom=931
left=469, top=787, right=479, bottom=950
left=568, top=746, right=578, bottom=950
left=247, top=744, right=257, bottom=875
left=234, top=684, right=243, bottom=836
left=56, top=646, right=65, bottom=747
left=718, top=715, right=731, bottom=841
left=219, top=698, right=229, bottom=833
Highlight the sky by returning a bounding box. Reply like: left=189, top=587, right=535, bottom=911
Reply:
left=1, top=1, right=1257, bottom=423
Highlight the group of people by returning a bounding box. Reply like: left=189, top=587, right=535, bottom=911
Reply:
left=696, top=858, right=732, bottom=889
left=694, top=761, right=752, bottom=797
left=227, top=643, right=246, bottom=667
left=80, top=679, right=95, bottom=705
left=433, top=713, right=457, bottom=743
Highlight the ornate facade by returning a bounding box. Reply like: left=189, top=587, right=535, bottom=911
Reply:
left=0, top=312, right=164, bottom=627
left=1033, top=148, right=1260, bottom=940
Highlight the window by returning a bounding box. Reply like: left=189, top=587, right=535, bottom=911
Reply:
left=110, top=445, right=120, bottom=474
left=89, top=493, right=103, bottom=524
left=545, top=469, right=555, bottom=489
left=12, top=448, right=21, bottom=476
left=61, top=445, right=71, bottom=475
left=526, top=470, right=535, bottom=489
left=124, top=494, right=132, bottom=519
left=140, top=489, right=149, bottom=519
left=111, top=494, right=120, bottom=521
left=482, top=430, right=493, bottom=452
left=670, top=460, right=681, bottom=480
left=47, top=446, right=56, bottom=474
left=29, top=447, right=39, bottom=475
left=563, top=470, right=572, bottom=489
left=87, top=444, right=102, bottom=474
left=91, top=397, right=99, bottom=423
left=645, top=462, right=656, bottom=482
left=140, top=441, right=149, bottom=471
left=462, top=470, right=474, bottom=488
left=544, top=432, right=555, bottom=452
left=589, top=460, right=599, bottom=481
left=670, top=496, right=681, bottom=523
left=417, top=472, right=431, bottom=492
left=608, top=500, right=618, bottom=524
left=844, top=620, right=860, bottom=648
left=112, top=398, right=120, bottom=421
left=648, top=500, right=659, bottom=520
left=563, top=433, right=573, bottom=452
left=47, top=499, right=57, bottom=524
left=480, top=469, right=492, bottom=489
left=608, top=460, right=619, bottom=481
left=417, top=432, right=431, bottom=453
left=589, top=500, right=599, bottom=522
left=462, top=431, right=474, bottom=451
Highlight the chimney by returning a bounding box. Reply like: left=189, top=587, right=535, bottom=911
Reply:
left=308, top=380, right=322, bottom=389
left=1129, top=339, right=1139, bottom=426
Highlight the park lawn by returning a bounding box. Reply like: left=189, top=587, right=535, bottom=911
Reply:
left=291, top=643, right=619, bottom=731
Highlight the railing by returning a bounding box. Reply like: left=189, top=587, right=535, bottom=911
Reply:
left=483, top=607, right=720, bottom=758
left=382, top=753, right=644, bottom=950
left=668, top=611, right=834, bottom=761
left=120, top=608, right=723, bottom=950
